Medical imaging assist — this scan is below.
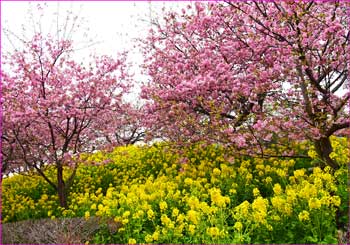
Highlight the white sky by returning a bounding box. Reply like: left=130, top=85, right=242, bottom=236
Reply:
left=1, top=1, right=187, bottom=56
left=1, top=1, right=189, bottom=101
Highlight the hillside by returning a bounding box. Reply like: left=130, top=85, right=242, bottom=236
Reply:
left=2, top=138, right=349, bottom=244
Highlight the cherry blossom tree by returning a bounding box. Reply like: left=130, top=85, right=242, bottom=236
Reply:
left=142, top=1, right=349, bottom=169
left=101, top=104, right=145, bottom=147
left=1, top=31, right=132, bottom=207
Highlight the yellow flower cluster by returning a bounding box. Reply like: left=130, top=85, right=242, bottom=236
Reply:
left=2, top=137, right=348, bottom=244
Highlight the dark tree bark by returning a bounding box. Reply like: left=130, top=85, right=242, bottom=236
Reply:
left=57, top=164, right=67, bottom=208
left=314, top=136, right=339, bottom=170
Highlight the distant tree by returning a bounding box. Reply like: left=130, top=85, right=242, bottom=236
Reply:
left=141, top=1, right=349, bottom=169
left=101, top=103, right=145, bottom=147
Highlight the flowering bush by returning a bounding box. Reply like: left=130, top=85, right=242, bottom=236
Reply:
left=2, top=137, right=348, bottom=243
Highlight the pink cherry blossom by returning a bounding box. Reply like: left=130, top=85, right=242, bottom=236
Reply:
left=141, top=1, right=349, bottom=169
left=2, top=32, right=136, bottom=206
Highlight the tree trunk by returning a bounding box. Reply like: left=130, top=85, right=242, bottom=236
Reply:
left=57, top=165, right=67, bottom=208
left=314, top=136, right=339, bottom=170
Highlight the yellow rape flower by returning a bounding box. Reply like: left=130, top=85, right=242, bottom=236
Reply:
left=276, top=168, right=287, bottom=178
left=184, top=178, right=193, bottom=186
left=152, top=231, right=160, bottom=241
left=123, top=211, right=131, bottom=218
left=114, top=216, right=121, bottom=223
left=330, top=196, right=341, bottom=207
left=187, top=196, right=200, bottom=209
left=252, top=197, right=268, bottom=224
left=161, top=214, right=173, bottom=228
left=210, top=188, right=230, bottom=207
left=106, top=187, right=114, bottom=199
left=271, top=196, right=285, bottom=212
left=133, top=210, right=144, bottom=219
left=298, top=210, right=310, bottom=221
left=293, top=169, right=305, bottom=178
left=210, top=206, right=219, bottom=214
left=321, top=172, right=332, bottom=182
left=233, top=221, right=243, bottom=231
left=286, top=188, right=297, bottom=204
left=283, top=203, right=293, bottom=216
left=233, top=201, right=250, bottom=219
left=265, top=176, right=272, bottom=184
left=187, top=210, right=200, bottom=224
left=289, top=176, right=296, bottom=184
left=329, top=152, right=337, bottom=160
left=213, top=168, right=221, bottom=176
left=41, top=194, right=48, bottom=201
left=98, top=204, right=104, bottom=211
left=147, top=209, right=155, bottom=220
left=90, top=203, right=96, bottom=210
left=246, top=173, right=253, bottom=181
left=199, top=202, right=211, bottom=215
left=207, top=227, right=220, bottom=237
left=84, top=211, right=90, bottom=220
left=273, top=184, right=283, bottom=195
left=172, top=208, right=179, bottom=217
left=253, top=188, right=260, bottom=197
left=308, top=150, right=317, bottom=159
left=159, top=201, right=168, bottom=212
left=320, top=195, right=330, bottom=206
left=299, top=183, right=317, bottom=199
left=176, top=213, right=186, bottom=223
left=272, top=215, right=281, bottom=221
left=313, top=167, right=322, bottom=175
left=144, top=234, right=153, bottom=243
left=308, top=198, right=322, bottom=209
left=314, top=177, right=323, bottom=188
left=96, top=187, right=102, bottom=194
left=188, top=224, right=196, bottom=235
left=128, top=238, right=136, bottom=244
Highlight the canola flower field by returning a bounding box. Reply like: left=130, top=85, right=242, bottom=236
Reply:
left=2, top=137, right=349, bottom=244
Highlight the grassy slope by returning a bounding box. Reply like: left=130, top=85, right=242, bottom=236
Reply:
left=2, top=139, right=349, bottom=244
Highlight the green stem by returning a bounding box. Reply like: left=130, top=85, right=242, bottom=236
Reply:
left=319, top=209, right=323, bottom=240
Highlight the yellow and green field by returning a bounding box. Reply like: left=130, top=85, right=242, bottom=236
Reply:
left=2, top=137, right=349, bottom=244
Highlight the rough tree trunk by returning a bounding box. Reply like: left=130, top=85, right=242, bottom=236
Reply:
left=57, top=165, right=67, bottom=208
left=314, top=136, right=339, bottom=170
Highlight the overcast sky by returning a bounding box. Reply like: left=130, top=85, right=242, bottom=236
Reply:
left=1, top=1, right=188, bottom=99
left=1, top=1, right=186, bottom=56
